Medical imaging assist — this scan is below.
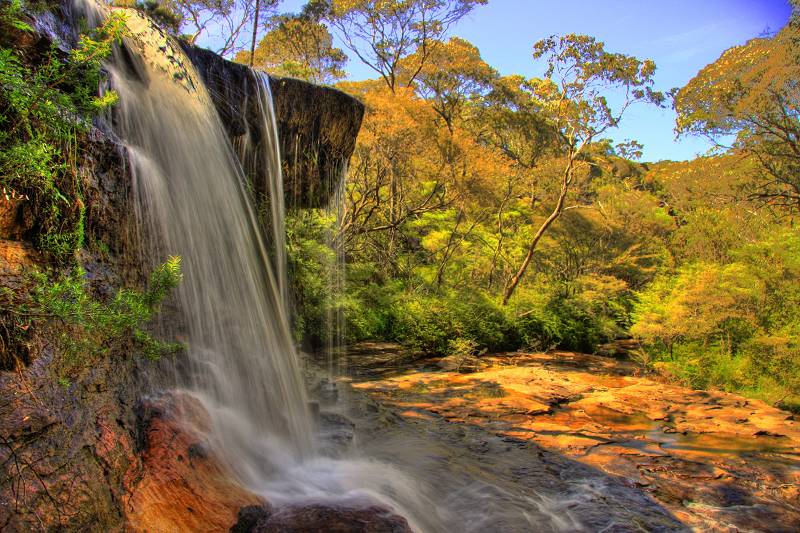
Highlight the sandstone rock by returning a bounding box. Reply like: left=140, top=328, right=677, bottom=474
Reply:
left=353, top=349, right=800, bottom=532
left=181, top=44, right=364, bottom=209
left=0, top=355, right=145, bottom=531
left=0, top=200, right=25, bottom=240
left=436, top=354, right=488, bottom=373
left=231, top=505, right=273, bottom=533
left=0, top=240, right=39, bottom=274
left=124, top=392, right=264, bottom=533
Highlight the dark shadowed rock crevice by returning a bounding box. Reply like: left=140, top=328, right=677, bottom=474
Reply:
left=181, top=44, right=364, bottom=209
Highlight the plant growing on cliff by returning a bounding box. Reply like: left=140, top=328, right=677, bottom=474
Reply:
left=0, top=257, right=184, bottom=376
left=0, top=2, right=125, bottom=261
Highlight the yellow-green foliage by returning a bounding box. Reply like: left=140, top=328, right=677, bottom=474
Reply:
left=633, top=232, right=800, bottom=411
left=235, top=14, right=347, bottom=84
left=1, top=257, right=183, bottom=378
left=0, top=1, right=125, bottom=261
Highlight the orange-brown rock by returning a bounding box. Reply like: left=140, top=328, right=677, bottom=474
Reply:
left=124, top=392, right=263, bottom=533
left=0, top=239, right=38, bottom=275
left=0, top=200, right=21, bottom=239
left=352, top=350, right=800, bottom=532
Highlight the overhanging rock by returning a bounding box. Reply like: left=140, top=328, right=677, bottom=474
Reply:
left=181, top=44, right=364, bottom=209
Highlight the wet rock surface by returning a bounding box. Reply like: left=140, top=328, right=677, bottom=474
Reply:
left=126, top=392, right=412, bottom=533
left=0, top=350, right=147, bottom=531
left=182, top=44, right=364, bottom=209
left=350, top=348, right=800, bottom=532
left=0, top=122, right=151, bottom=530
left=124, top=392, right=264, bottom=532
left=232, top=503, right=413, bottom=533
left=337, top=380, right=688, bottom=532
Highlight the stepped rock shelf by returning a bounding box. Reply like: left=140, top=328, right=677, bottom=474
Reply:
left=347, top=347, right=800, bottom=532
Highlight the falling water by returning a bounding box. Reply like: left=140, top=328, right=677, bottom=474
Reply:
left=84, top=3, right=315, bottom=480
left=324, top=171, right=347, bottom=378
left=233, top=72, right=289, bottom=310
left=89, top=13, right=449, bottom=526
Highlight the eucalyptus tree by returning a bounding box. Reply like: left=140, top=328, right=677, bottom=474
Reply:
left=402, top=36, right=497, bottom=130
left=120, top=0, right=280, bottom=57
left=314, top=0, right=487, bottom=92
left=501, top=34, right=663, bottom=305
left=235, top=11, right=347, bottom=83
left=674, top=13, right=800, bottom=212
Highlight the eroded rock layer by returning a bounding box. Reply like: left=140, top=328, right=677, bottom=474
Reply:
left=352, top=349, right=800, bottom=532
left=181, top=44, right=364, bottom=209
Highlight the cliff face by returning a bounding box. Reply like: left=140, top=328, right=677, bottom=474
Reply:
left=0, top=3, right=363, bottom=531
left=182, top=44, right=364, bottom=209
left=0, top=128, right=151, bottom=531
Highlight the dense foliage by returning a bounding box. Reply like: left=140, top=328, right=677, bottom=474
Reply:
left=280, top=1, right=800, bottom=412
left=0, top=0, right=124, bottom=261
left=0, top=257, right=184, bottom=379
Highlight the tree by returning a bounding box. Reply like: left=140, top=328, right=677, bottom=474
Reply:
left=319, top=0, right=487, bottom=92
left=402, top=36, right=497, bottom=130
left=235, top=12, right=347, bottom=83
left=501, top=34, right=663, bottom=304
left=336, top=81, right=448, bottom=270
left=121, top=0, right=280, bottom=57
left=119, top=1, right=183, bottom=32
left=674, top=13, right=800, bottom=211
left=478, top=75, right=557, bottom=172
left=249, top=0, right=262, bottom=66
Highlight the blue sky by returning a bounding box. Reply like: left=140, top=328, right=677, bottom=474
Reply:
left=273, top=0, right=792, bottom=162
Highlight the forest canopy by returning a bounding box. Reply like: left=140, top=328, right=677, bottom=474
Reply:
left=238, top=0, right=799, bottom=412
left=4, top=0, right=798, bottom=411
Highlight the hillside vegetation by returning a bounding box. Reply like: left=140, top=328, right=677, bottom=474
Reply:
left=271, top=1, right=800, bottom=412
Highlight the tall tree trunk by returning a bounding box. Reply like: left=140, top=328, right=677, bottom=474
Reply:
left=502, top=158, right=574, bottom=305
left=388, top=171, right=398, bottom=263
left=249, top=0, right=261, bottom=68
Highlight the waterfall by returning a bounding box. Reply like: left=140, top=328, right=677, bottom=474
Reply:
left=325, top=171, right=347, bottom=377
left=91, top=13, right=436, bottom=527
left=66, top=4, right=588, bottom=532
left=84, top=3, right=315, bottom=481
left=234, top=71, right=289, bottom=312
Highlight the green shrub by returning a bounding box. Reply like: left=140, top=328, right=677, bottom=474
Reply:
left=341, top=276, right=396, bottom=341
left=387, top=290, right=516, bottom=355
left=632, top=231, right=800, bottom=409
left=1, top=257, right=183, bottom=377
left=286, top=209, right=338, bottom=348
left=507, top=283, right=626, bottom=354
left=389, top=295, right=454, bottom=354
left=0, top=1, right=125, bottom=262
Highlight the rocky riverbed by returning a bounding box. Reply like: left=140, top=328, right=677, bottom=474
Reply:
left=341, top=344, right=800, bottom=532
